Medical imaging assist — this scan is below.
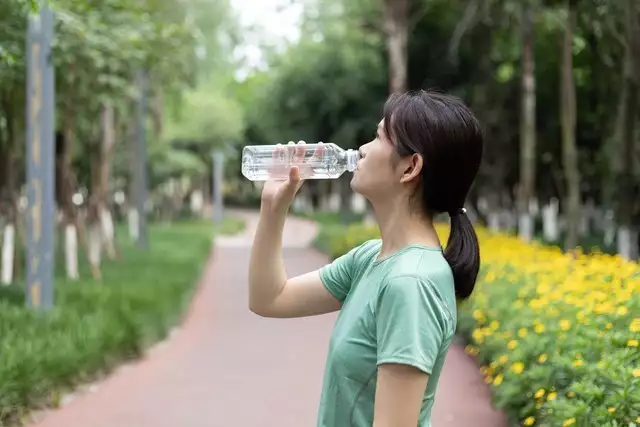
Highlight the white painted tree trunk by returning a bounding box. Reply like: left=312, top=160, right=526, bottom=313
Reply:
left=101, top=207, right=116, bottom=259
left=617, top=226, right=639, bottom=261
left=518, top=213, right=534, bottom=242
left=351, top=193, right=367, bottom=214
left=542, top=198, right=560, bottom=242
left=128, top=209, right=139, bottom=241
left=88, top=223, right=102, bottom=269
left=1, top=223, right=15, bottom=285
left=328, top=192, right=340, bottom=212
left=65, top=223, right=79, bottom=280
left=488, top=212, right=501, bottom=232
left=603, top=210, right=616, bottom=246
left=190, top=190, right=204, bottom=216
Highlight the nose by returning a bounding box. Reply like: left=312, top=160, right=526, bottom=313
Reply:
left=359, top=143, right=369, bottom=158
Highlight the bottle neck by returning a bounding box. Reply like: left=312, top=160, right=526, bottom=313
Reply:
left=345, top=149, right=360, bottom=172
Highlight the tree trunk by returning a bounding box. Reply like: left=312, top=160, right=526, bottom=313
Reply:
left=0, top=109, right=19, bottom=285
left=57, top=98, right=92, bottom=280
left=518, top=3, right=536, bottom=242
left=561, top=0, right=580, bottom=251
left=614, top=0, right=640, bottom=260
left=98, top=103, right=118, bottom=260
left=383, top=0, right=409, bottom=94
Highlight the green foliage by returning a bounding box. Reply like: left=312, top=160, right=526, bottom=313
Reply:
left=0, top=219, right=243, bottom=424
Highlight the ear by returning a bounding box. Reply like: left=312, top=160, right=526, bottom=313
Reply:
left=399, top=153, right=423, bottom=184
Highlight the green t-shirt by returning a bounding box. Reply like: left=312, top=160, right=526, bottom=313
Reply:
left=317, top=239, right=457, bottom=427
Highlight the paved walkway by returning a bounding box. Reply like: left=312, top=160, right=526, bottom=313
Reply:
left=27, top=211, right=506, bottom=427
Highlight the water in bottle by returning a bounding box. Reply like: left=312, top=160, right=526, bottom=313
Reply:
left=241, top=141, right=361, bottom=181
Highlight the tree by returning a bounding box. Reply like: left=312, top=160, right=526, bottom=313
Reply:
left=561, top=0, right=580, bottom=250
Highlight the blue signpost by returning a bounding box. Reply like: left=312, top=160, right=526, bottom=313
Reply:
left=25, top=3, right=56, bottom=309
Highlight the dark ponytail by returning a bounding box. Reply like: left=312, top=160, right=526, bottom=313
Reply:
left=443, top=210, right=480, bottom=300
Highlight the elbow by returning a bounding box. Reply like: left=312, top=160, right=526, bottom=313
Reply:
left=248, top=299, right=273, bottom=317
left=249, top=302, right=267, bottom=317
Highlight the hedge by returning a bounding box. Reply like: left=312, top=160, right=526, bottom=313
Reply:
left=0, top=218, right=243, bottom=425
left=315, top=222, right=640, bottom=426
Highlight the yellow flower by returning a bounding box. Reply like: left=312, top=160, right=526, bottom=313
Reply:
left=563, top=418, right=576, bottom=426
left=627, top=339, right=639, bottom=348
left=547, top=392, right=557, bottom=400
left=507, top=340, right=518, bottom=350
left=534, top=323, right=545, bottom=333
left=559, top=319, right=571, bottom=331
left=608, top=407, right=616, bottom=413
left=534, top=388, right=545, bottom=399
left=511, top=362, right=525, bottom=374
left=538, top=353, right=547, bottom=363
left=523, top=416, right=535, bottom=425
left=572, top=359, right=584, bottom=368
left=518, top=328, right=527, bottom=338
left=630, top=318, right=640, bottom=333
left=632, top=368, right=640, bottom=378
left=493, top=374, right=503, bottom=386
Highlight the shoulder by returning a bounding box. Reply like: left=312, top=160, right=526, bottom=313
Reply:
left=339, top=238, right=381, bottom=264
left=355, top=239, right=382, bottom=258
left=378, top=274, right=456, bottom=330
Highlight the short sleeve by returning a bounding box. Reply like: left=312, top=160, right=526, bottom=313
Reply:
left=319, top=241, right=370, bottom=303
left=376, top=276, right=450, bottom=375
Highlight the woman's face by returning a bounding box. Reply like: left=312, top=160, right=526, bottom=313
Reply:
left=350, top=119, right=420, bottom=203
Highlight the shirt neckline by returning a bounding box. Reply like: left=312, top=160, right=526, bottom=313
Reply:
left=373, top=243, right=443, bottom=265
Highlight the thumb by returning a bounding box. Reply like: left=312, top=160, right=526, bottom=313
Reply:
left=283, top=166, right=302, bottom=195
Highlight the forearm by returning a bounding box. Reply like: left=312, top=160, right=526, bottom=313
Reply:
left=248, top=209, right=288, bottom=314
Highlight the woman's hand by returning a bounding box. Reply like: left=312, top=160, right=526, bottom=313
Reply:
left=260, top=140, right=323, bottom=215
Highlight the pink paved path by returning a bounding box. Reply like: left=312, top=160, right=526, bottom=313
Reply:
left=27, top=211, right=507, bottom=427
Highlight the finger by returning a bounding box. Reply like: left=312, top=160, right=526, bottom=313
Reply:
left=289, top=165, right=300, bottom=182
left=286, top=140, right=296, bottom=165
left=295, top=140, right=306, bottom=165
left=283, top=165, right=302, bottom=196
left=308, top=141, right=324, bottom=162
left=270, top=143, right=286, bottom=179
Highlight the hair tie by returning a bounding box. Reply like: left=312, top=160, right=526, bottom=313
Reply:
left=449, top=207, right=467, bottom=217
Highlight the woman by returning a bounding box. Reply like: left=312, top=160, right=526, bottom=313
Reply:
left=248, top=90, right=483, bottom=427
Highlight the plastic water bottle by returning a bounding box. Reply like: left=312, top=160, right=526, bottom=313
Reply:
left=241, top=142, right=361, bottom=181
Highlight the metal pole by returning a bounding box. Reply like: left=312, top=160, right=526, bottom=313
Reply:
left=134, top=69, right=149, bottom=249
left=212, top=150, right=224, bottom=224
left=25, top=3, right=55, bottom=310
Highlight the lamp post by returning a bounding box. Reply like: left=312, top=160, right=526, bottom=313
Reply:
left=212, top=150, right=224, bottom=225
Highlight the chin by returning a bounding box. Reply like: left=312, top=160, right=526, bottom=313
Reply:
left=349, top=175, right=368, bottom=196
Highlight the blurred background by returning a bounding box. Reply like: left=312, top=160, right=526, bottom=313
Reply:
left=0, top=0, right=638, bottom=426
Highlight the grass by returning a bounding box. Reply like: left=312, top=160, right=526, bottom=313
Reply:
left=0, top=216, right=244, bottom=425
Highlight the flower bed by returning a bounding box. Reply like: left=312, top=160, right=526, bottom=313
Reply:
left=316, top=222, right=640, bottom=426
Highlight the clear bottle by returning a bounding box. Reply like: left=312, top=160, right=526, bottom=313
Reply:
left=241, top=142, right=360, bottom=181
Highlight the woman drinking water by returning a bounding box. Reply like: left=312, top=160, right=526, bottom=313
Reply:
left=248, top=89, right=483, bottom=427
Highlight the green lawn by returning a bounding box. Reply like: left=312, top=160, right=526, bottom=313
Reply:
left=0, top=217, right=244, bottom=425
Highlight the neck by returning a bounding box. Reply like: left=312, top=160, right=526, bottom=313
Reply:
left=370, top=198, right=441, bottom=259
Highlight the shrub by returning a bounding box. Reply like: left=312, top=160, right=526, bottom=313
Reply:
left=317, top=222, right=640, bottom=426
left=0, top=219, right=242, bottom=424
